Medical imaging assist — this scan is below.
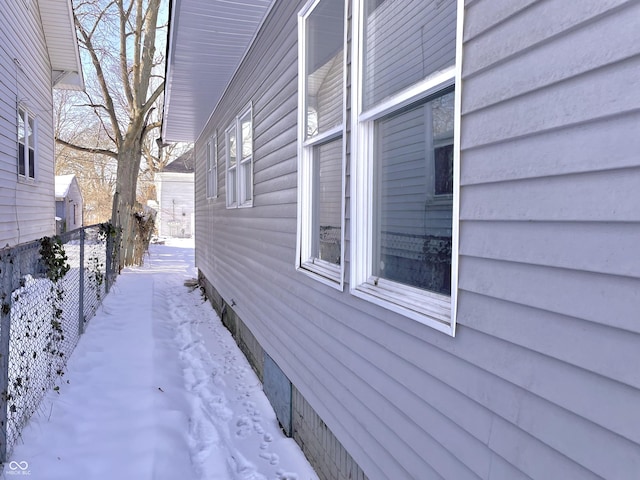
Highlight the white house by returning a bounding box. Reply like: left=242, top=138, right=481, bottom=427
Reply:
left=55, top=174, right=83, bottom=234
left=0, top=0, right=84, bottom=247
left=163, top=1, right=640, bottom=479
left=154, top=149, right=194, bottom=238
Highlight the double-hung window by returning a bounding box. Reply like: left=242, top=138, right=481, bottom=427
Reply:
left=226, top=106, right=253, bottom=208
left=18, top=107, right=36, bottom=179
left=206, top=134, right=218, bottom=199
left=297, top=0, right=346, bottom=288
left=351, top=0, right=460, bottom=334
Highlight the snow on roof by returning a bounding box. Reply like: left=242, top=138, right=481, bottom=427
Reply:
left=55, top=174, right=76, bottom=198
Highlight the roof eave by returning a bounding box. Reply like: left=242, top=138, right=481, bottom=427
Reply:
left=161, top=0, right=274, bottom=143
left=39, top=0, right=85, bottom=91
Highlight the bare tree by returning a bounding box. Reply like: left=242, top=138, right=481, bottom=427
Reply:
left=57, top=0, right=166, bottom=266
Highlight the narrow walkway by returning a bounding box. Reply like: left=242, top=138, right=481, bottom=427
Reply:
left=5, top=240, right=317, bottom=480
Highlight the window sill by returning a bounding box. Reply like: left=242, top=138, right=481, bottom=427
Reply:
left=17, top=175, right=36, bottom=186
left=298, top=259, right=343, bottom=291
left=352, top=278, right=453, bottom=335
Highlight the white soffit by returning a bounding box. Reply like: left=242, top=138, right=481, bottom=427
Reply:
left=163, top=0, right=273, bottom=143
left=38, top=0, right=85, bottom=90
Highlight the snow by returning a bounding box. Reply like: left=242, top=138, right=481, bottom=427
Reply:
left=54, top=175, right=75, bottom=198
left=5, top=239, right=318, bottom=480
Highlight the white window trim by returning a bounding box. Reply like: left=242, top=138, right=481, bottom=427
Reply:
left=238, top=106, right=254, bottom=208
left=349, top=0, right=464, bottom=336
left=17, top=105, right=37, bottom=181
left=206, top=133, right=218, bottom=199
left=225, top=123, right=237, bottom=208
left=226, top=105, right=253, bottom=209
left=295, top=0, right=347, bottom=290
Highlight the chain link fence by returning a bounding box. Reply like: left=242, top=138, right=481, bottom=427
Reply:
left=0, top=224, right=118, bottom=461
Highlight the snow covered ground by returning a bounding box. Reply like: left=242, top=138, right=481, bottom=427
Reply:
left=4, top=239, right=318, bottom=480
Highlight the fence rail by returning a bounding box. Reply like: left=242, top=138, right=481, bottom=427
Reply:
left=0, top=224, right=118, bottom=462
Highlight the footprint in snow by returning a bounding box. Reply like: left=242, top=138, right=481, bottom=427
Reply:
left=259, top=452, right=279, bottom=466
left=275, top=469, right=298, bottom=480
left=260, top=433, right=273, bottom=450
left=236, top=416, right=252, bottom=438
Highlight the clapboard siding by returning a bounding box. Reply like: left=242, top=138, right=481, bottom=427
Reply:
left=457, top=0, right=640, bottom=478
left=0, top=0, right=57, bottom=246
left=460, top=111, right=640, bottom=184
left=462, top=2, right=640, bottom=114
left=190, top=0, right=640, bottom=478
left=461, top=168, right=640, bottom=222
left=458, top=291, right=640, bottom=389
left=460, top=256, right=640, bottom=334
left=461, top=220, right=640, bottom=278
left=462, top=0, right=631, bottom=77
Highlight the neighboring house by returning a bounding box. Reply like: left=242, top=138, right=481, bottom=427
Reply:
left=0, top=0, right=84, bottom=247
left=163, top=1, right=640, bottom=479
left=154, top=149, right=194, bottom=238
left=55, top=174, right=83, bottom=234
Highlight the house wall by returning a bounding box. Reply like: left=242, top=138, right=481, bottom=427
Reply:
left=194, top=0, right=640, bottom=479
left=0, top=0, right=56, bottom=246
left=156, top=172, right=194, bottom=238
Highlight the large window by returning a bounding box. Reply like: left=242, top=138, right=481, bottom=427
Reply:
left=351, top=0, right=459, bottom=334
left=206, top=134, right=218, bottom=199
left=226, top=106, right=253, bottom=208
left=297, top=0, right=346, bottom=287
left=18, top=107, right=36, bottom=179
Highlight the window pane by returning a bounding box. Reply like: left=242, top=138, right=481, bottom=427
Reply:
left=18, top=144, right=25, bottom=176
left=206, top=143, right=212, bottom=197
left=240, top=112, right=252, bottom=160
left=241, top=160, right=252, bottom=204
left=27, top=116, right=34, bottom=150
left=18, top=110, right=26, bottom=144
left=228, top=127, right=237, bottom=167
left=313, top=138, right=342, bottom=265
left=227, top=167, right=236, bottom=205
left=362, top=0, right=457, bottom=109
left=306, top=0, right=344, bottom=138
left=373, top=90, right=454, bottom=295
left=28, top=148, right=35, bottom=178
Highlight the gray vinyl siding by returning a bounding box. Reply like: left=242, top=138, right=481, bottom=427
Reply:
left=193, top=1, right=640, bottom=479
left=456, top=1, right=640, bottom=479
left=0, top=0, right=56, bottom=246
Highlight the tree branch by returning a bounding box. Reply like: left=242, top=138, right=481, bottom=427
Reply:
left=135, top=0, right=161, bottom=109
left=56, top=137, right=118, bottom=159
left=74, top=14, right=123, bottom=146
left=115, top=0, right=134, bottom=107
left=141, top=81, right=164, bottom=117
left=141, top=120, right=161, bottom=140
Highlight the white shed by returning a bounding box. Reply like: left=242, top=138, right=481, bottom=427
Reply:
left=55, top=174, right=83, bottom=233
left=154, top=149, right=194, bottom=238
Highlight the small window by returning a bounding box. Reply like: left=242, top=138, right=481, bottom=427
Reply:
left=226, top=106, right=253, bottom=208
left=18, top=107, right=36, bottom=179
left=297, top=0, right=346, bottom=288
left=206, top=135, right=218, bottom=199
left=351, top=0, right=459, bottom=335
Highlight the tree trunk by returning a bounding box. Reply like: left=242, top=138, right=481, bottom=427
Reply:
left=112, top=137, right=154, bottom=268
